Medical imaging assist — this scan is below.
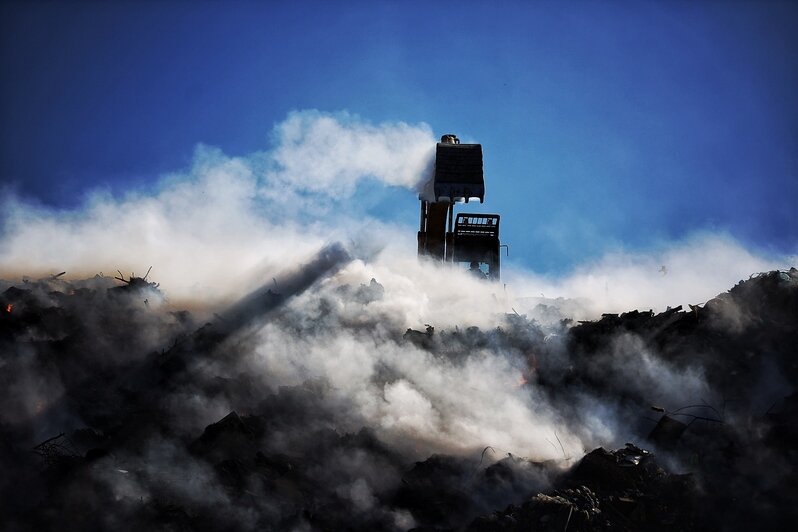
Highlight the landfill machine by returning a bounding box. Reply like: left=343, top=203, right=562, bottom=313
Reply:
left=417, top=134, right=502, bottom=280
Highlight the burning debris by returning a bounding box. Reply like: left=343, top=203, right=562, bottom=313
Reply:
left=0, top=266, right=796, bottom=530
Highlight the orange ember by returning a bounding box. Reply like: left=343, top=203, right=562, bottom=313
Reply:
left=5, top=304, right=11, bottom=313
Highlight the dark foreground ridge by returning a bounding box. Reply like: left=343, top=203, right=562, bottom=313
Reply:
left=1, top=267, right=796, bottom=531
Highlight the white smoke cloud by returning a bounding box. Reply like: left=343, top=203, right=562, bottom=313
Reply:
left=265, top=109, right=435, bottom=198
left=242, top=312, right=582, bottom=460
left=0, top=111, right=436, bottom=306
left=507, top=233, right=794, bottom=320
left=2, top=110, right=789, bottom=317
left=0, top=108, right=794, bottom=467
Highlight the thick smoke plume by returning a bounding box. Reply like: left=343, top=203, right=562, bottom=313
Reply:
left=266, top=110, right=436, bottom=198
left=1, top=110, right=796, bottom=530
left=0, top=111, right=436, bottom=306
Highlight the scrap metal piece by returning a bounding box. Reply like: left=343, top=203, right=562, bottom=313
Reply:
left=33, top=433, right=80, bottom=468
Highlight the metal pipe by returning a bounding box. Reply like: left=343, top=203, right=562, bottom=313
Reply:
left=447, top=201, right=454, bottom=233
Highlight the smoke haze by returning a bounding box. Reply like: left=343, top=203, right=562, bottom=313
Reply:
left=1, top=110, right=795, bottom=530
left=1, top=110, right=789, bottom=313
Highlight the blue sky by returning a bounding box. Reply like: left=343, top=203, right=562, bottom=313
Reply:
left=1, top=1, right=796, bottom=274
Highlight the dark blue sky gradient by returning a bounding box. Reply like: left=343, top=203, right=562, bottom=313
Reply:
left=1, top=1, right=796, bottom=272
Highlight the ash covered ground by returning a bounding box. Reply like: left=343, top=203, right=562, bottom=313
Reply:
left=1, top=253, right=796, bottom=531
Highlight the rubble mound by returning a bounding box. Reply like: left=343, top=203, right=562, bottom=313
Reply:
left=0, top=268, right=795, bottom=531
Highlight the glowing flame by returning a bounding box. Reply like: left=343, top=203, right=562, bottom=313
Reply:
left=5, top=304, right=11, bottom=313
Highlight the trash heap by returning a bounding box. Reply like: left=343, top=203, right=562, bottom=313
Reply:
left=0, top=268, right=795, bottom=531
left=469, top=444, right=697, bottom=531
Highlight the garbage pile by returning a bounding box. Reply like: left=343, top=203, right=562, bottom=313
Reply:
left=469, top=268, right=798, bottom=531
left=0, top=267, right=795, bottom=531
left=469, top=444, right=697, bottom=531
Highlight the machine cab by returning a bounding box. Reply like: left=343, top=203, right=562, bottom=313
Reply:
left=417, top=134, right=503, bottom=281
left=453, top=213, right=501, bottom=280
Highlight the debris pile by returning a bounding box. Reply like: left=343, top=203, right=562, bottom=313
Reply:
left=0, top=267, right=795, bottom=530
left=469, top=443, right=698, bottom=531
